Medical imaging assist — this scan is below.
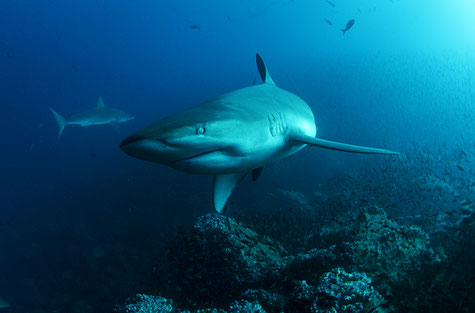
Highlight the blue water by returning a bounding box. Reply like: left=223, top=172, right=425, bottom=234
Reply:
left=1, top=0, right=475, bottom=312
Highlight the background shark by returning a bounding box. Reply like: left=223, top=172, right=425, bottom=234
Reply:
left=120, top=54, right=398, bottom=213
left=49, top=96, right=134, bottom=137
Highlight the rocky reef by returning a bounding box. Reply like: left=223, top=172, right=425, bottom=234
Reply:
left=113, top=205, right=444, bottom=313
left=345, top=206, right=440, bottom=296
left=109, top=142, right=475, bottom=313
left=149, top=214, right=286, bottom=309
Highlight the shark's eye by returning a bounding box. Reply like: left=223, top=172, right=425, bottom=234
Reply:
left=196, top=126, right=205, bottom=135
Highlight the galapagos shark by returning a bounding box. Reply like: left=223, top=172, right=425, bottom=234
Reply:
left=121, top=54, right=398, bottom=213
left=49, top=96, right=134, bottom=137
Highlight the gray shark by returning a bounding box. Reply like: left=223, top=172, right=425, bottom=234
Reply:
left=120, top=54, right=398, bottom=213
left=49, top=96, right=134, bottom=137
left=0, top=297, right=9, bottom=309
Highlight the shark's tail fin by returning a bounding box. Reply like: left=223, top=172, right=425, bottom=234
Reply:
left=341, top=29, right=346, bottom=35
left=48, top=107, right=67, bottom=137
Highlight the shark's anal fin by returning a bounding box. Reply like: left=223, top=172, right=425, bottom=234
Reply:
left=256, top=53, right=275, bottom=85
left=96, top=96, right=105, bottom=108
left=290, top=134, right=399, bottom=155
left=252, top=167, right=264, bottom=181
left=213, top=172, right=248, bottom=213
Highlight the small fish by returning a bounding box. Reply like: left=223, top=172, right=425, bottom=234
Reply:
left=341, top=19, right=355, bottom=35
left=191, top=25, right=200, bottom=29
left=226, top=15, right=232, bottom=22
left=5, top=51, right=12, bottom=59
left=72, top=64, right=79, bottom=72
left=461, top=200, right=472, bottom=206
left=326, top=0, right=336, bottom=7
left=324, top=18, right=333, bottom=26
left=457, top=164, right=464, bottom=171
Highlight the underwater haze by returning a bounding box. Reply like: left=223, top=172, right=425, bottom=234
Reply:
left=1, top=0, right=475, bottom=312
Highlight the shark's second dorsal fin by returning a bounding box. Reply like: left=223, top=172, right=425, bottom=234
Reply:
left=256, top=53, right=275, bottom=85
left=96, top=96, right=105, bottom=108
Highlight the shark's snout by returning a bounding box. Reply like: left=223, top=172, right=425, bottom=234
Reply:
left=120, top=131, right=227, bottom=171
left=120, top=134, right=184, bottom=164
left=120, top=135, right=162, bottom=161
left=120, top=135, right=144, bottom=150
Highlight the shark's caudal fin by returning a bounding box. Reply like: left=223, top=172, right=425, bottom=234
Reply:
left=96, top=96, right=105, bottom=108
left=256, top=53, right=275, bottom=85
left=213, top=172, right=248, bottom=213
left=48, top=107, right=68, bottom=137
left=290, top=134, right=399, bottom=154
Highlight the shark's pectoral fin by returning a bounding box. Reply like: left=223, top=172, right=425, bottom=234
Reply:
left=252, top=167, right=264, bottom=181
left=213, top=171, right=248, bottom=213
left=289, top=134, right=399, bottom=155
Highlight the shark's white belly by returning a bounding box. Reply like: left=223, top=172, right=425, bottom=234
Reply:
left=168, top=139, right=306, bottom=174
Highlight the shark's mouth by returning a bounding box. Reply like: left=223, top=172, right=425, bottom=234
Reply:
left=167, top=149, right=223, bottom=165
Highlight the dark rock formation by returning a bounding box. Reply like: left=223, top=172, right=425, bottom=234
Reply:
left=114, top=206, right=445, bottom=313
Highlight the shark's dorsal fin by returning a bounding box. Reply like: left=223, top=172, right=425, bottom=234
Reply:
left=213, top=172, right=248, bottom=213
left=96, top=96, right=105, bottom=108
left=256, top=53, right=275, bottom=85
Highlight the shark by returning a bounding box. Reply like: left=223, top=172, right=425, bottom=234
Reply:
left=120, top=54, right=398, bottom=213
left=49, top=96, right=134, bottom=137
